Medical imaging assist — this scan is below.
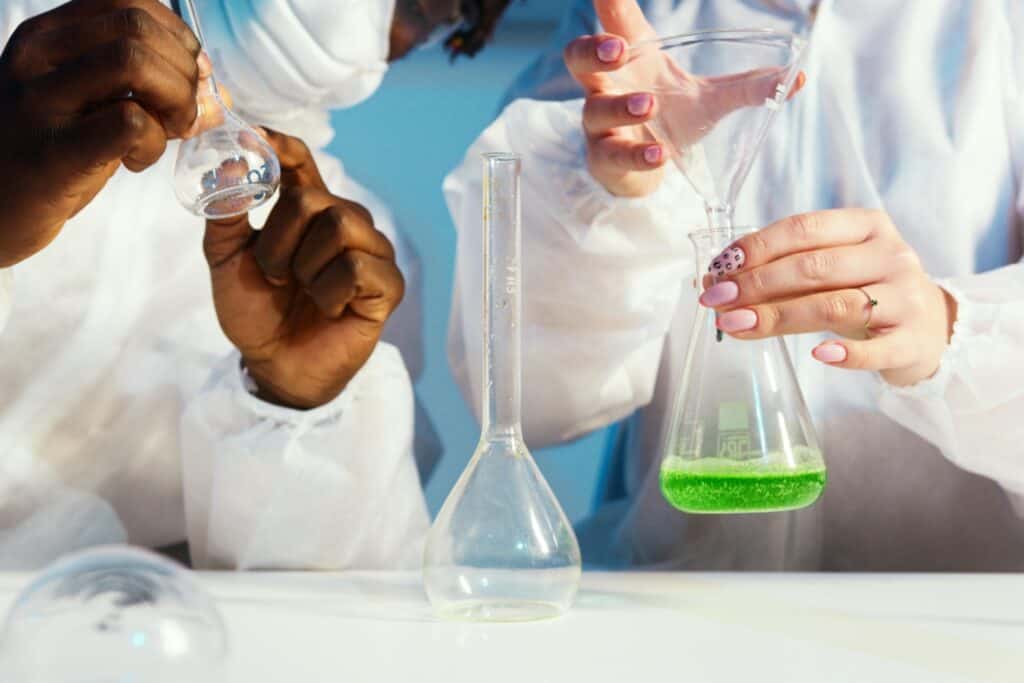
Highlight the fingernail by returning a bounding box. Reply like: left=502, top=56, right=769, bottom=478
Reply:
left=699, top=281, right=739, bottom=307
left=597, top=38, right=624, bottom=63
left=627, top=93, right=652, bottom=116
left=813, top=343, right=848, bottom=364
left=708, top=245, right=746, bottom=278
left=197, top=51, right=213, bottom=78
left=717, top=309, right=757, bottom=333
left=644, top=145, right=662, bottom=164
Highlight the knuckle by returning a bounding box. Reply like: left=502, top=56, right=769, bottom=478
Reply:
left=112, top=38, right=146, bottom=75
left=114, top=100, right=147, bottom=136
left=759, top=305, right=783, bottom=333
left=799, top=250, right=834, bottom=281
left=822, top=294, right=851, bottom=326
left=5, top=38, right=33, bottom=78
left=891, top=243, right=922, bottom=272
left=746, top=268, right=769, bottom=296
left=115, top=7, right=151, bottom=39
left=787, top=212, right=819, bottom=244
left=747, top=232, right=770, bottom=262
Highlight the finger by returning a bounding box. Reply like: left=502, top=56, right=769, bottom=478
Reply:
left=26, top=40, right=198, bottom=136
left=714, top=243, right=895, bottom=307
left=588, top=134, right=665, bottom=173
left=811, top=332, right=917, bottom=372
left=564, top=34, right=628, bottom=92
left=309, top=251, right=404, bottom=322
left=583, top=92, right=655, bottom=137
left=292, top=202, right=395, bottom=288
left=49, top=99, right=166, bottom=174
left=700, top=66, right=798, bottom=123
left=16, top=7, right=199, bottom=81
left=712, top=285, right=901, bottom=340
left=709, top=209, right=891, bottom=276
left=19, top=0, right=199, bottom=56
left=253, top=187, right=336, bottom=285
left=594, top=0, right=658, bottom=43
left=262, top=128, right=327, bottom=191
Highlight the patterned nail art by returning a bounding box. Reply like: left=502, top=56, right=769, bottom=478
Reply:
left=708, top=246, right=746, bottom=278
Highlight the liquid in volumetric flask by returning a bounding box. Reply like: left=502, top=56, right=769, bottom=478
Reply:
left=423, top=153, right=581, bottom=622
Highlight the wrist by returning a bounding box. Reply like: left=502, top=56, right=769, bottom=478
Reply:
left=240, top=359, right=339, bottom=410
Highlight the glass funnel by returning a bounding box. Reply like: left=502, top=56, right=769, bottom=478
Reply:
left=172, top=0, right=280, bottom=219
left=608, top=29, right=806, bottom=229
left=423, top=153, right=581, bottom=622
left=660, top=227, right=826, bottom=514
left=0, top=545, right=228, bottom=682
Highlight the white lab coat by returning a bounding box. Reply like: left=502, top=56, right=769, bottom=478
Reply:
left=446, top=0, right=1024, bottom=569
left=0, top=0, right=431, bottom=569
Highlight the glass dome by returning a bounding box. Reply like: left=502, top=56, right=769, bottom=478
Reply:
left=0, top=545, right=228, bottom=682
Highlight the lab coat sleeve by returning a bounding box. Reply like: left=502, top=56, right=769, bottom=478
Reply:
left=444, top=98, right=699, bottom=448
left=877, top=12, right=1024, bottom=507
left=0, top=269, right=11, bottom=336
left=180, top=343, right=430, bottom=570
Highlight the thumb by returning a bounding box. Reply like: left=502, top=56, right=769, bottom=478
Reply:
left=204, top=211, right=254, bottom=269
left=594, top=0, right=657, bottom=44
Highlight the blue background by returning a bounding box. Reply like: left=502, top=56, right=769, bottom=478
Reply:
left=327, top=2, right=611, bottom=522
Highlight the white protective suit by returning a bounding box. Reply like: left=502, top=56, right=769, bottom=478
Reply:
left=446, top=0, right=1024, bottom=569
left=0, top=0, right=434, bottom=570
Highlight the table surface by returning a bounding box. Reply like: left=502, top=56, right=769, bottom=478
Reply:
left=1, top=571, right=1022, bottom=683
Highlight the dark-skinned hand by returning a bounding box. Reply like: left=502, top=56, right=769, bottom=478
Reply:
left=204, top=129, right=405, bottom=409
left=0, top=0, right=214, bottom=267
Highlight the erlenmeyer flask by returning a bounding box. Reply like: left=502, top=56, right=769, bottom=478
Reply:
left=611, top=29, right=825, bottom=513
left=423, top=153, right=581, bottom=622
left=172, top=0, right=280, bottom=219
left=660, top=227, right=826, bottom=514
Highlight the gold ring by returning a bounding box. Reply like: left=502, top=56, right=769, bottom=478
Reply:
left=858, top=287, right=878, bottom=329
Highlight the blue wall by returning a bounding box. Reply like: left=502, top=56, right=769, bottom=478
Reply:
left=327, top=6, right=610, bottom=522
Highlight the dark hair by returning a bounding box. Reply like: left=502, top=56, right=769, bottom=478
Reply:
left=444, top=0, right=516, bottom=59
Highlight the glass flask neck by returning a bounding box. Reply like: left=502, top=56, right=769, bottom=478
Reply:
left=482, top=154, right=523, bottom=441
left=704, top=204, right=734, bottom=231
left=177, top=0, right=222, bottom=95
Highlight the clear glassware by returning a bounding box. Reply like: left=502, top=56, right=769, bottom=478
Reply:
left=611, top=29, right=825, bottom=513
left=423, top=153, right=581, bottom=622
left=0, top=545, right=228, bottom=682
left=609, top=29, right=806, bottom=229
left=172, top=0, right=280, bottom=219
left=660, top=226, right=826, bottom=514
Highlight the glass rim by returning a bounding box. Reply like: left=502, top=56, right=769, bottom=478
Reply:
left=633, top=27, right=804, bottom=50
left=688, top=225, right=757, bottom=240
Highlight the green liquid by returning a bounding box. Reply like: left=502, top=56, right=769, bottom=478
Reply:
left=660, top=458, right=826, bottom=514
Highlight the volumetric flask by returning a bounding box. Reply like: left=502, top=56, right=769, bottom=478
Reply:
left=660, top=227, right=826, bottom=514
left=172, top=0, right=280, bottom=219
left=423, top=153, right=581, bottom=622
left=0, top=545, right=228, bottom=682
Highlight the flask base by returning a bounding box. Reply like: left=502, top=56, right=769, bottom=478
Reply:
left=660, top=458, right=826, bottom=513
left=433, top=599, right=566, bottom=623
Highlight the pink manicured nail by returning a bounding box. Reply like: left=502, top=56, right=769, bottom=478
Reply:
left=813, top=343, right=848, bottom=364
left=700, top=281, right=739, bottom=307
left=717, top=309, right=757, bottom=333
left=708, top=245, right=746, bottom=278
left=627, top=93, right=652, bottom=116
left=597, top=38, right=624, bottom=63
left=644, top=145, right=662, bottom=164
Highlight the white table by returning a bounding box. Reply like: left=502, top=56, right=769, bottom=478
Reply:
left=2, top=572, right=1022, bottom=682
